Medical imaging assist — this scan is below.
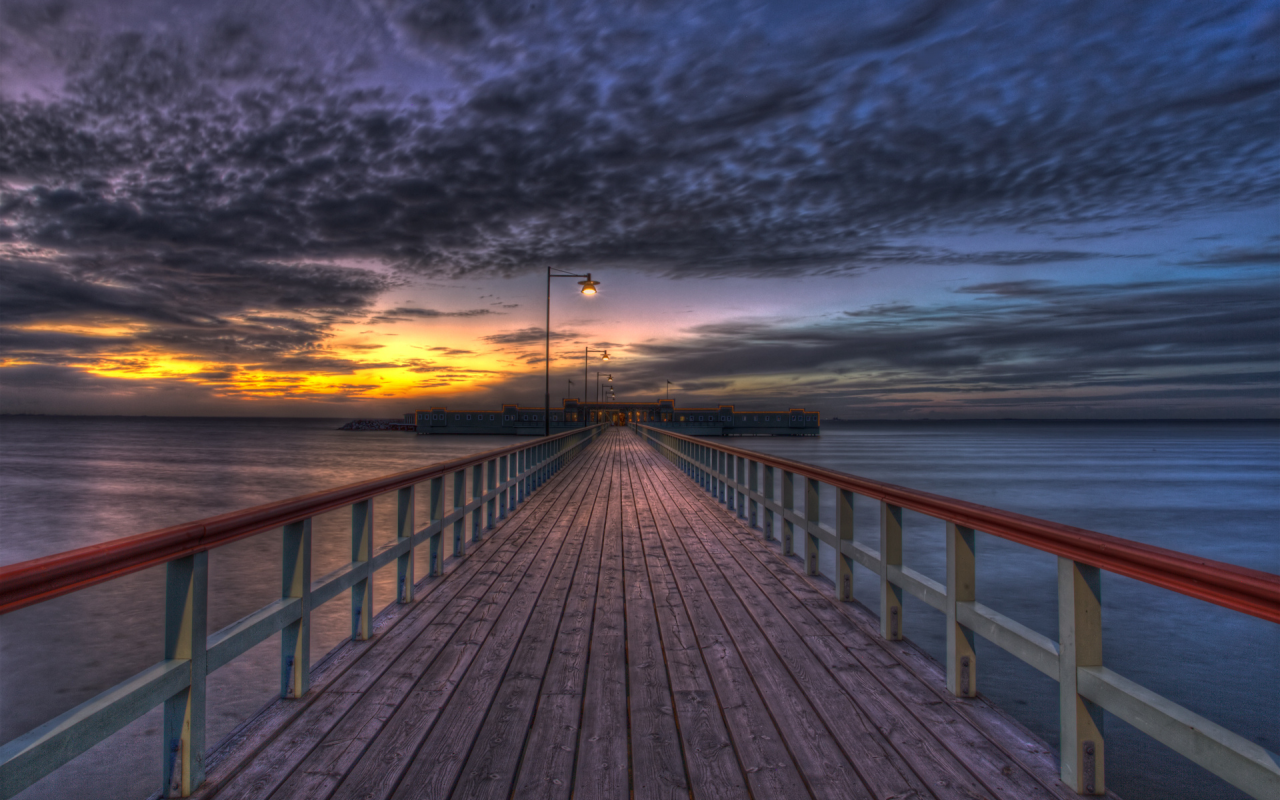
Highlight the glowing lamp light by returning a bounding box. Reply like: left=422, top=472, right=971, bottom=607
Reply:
left=578, top=276, right=600, bottom=295
left=601, top=351, right=610, bottom=360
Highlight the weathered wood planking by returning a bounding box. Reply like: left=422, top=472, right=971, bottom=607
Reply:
left=191, top=428, right=1094, bottom=800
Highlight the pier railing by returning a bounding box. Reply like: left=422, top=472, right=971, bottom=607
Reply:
left=636, top=424, right=1280, bottom=799
left=0, top=424, right=604, bottom=799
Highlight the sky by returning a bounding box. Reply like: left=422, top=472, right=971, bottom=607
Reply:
left=0, top=0, right=1276, bottom=419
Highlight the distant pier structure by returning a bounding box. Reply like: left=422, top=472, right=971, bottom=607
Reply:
left=414, top=398, right=820, bottom=435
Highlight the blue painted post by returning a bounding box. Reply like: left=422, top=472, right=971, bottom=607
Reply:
left=351, top=499, right=373, bottom=640
left=281, top=519, right=311, bottom=698
left=397, top=488, right=414, bottom=603
left=162, top=551, right=207, bottom=797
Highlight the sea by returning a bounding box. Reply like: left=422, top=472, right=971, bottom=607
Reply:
left=0, top=416, right=1276, bottom=800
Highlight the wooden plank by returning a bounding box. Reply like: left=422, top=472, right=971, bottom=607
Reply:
left=573, top=438, right=630, bottom=800
left=512, top=436, right=617, bottom=800
left=638, top=459, right=879, bottom=800
left=386, top=437, right=611, bottom=800
left=204, top=448, right=602, bottom=800
left=627, top=449, right=814, bottom=800
left=507, top=438, right=614, bottom=800
left=647, top=458, right=984, bottom=800
left=618, top=445, right=689, bottom=800
left=623, top=452, right=752, bottom=800
left=315, top=444, right=609, bottom=800
left=646, top=436, right=1088, bottom=800
left=260, top=441, right=609, bottom=800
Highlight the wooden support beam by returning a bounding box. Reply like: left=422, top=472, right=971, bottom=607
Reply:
left=805, top=477, right=821, bottom=576
left=1060, top=557, right=1105, bottom=795
left=162, top=551, right=206, bottom=797
left=429, top=476, right=443, bottom=577
left=280, top=518, right=311, bottom=699
left=880, top=502, right=903, bottom=640
left=763, top=465, right=775, bottom=541
left=351, top=499, right=373, bottom=641
left=452, top=470, right=466, bottom=558
left=837, top=489, right=854, bottom=601
left=947, top=521, right=977, bottom=698
left=781, top=470, right=795, bottom=556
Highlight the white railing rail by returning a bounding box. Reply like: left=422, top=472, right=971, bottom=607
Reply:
left=0, top=424, right=605, bottom=799
left=636, top=424, right=1280, bottom=799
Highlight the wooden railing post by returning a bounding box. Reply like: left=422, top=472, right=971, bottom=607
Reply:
left=472, top=464, right=483, bottom=542
left=781, top=470, right=795, bottom=556
left=162, top=550, right=207, bottom=797
left=837, top=489, right=854, bottom=601
left=748, top=460, right=759, bottom=528
left=452, top=470, right=466, bottom=558
left=946, top=522, right=977, bottom=697
left=487, top=459, right=497, bottom=528
left=281, top=518, right=311, bottom=698
left=763, top=465, right=775, bottom=541
left=880, top=502, right=903, bottom=640
left=805, top=478, right=821, bottom=576
left=396, top=489, right=414, bottom=603
left=499, top=455, right=509, bottom=519
left=429, top=476, right=443, bottom=577
left=736, top=456, right=746, bottom=518
left=1060, top=557, right=1105, bottom=795
left=351, top=499, right=373, bottom=641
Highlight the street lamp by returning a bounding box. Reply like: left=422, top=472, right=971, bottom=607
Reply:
left=596, top=372, right=612, bottom=403
left=584, top=347, right=609, bottom=402
left=546, top=268, right=599, bottom=437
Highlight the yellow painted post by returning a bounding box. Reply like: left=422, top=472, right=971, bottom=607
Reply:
left=880, top=502, right=903, bottom=640
left=837, top=489, right=854, bottom=601
left=805, top=478, right=821, bottom=576
left=351, top=499, right=373, bottom=640
left=162, top=551, right=206, bottom=797
left=781, top=470, right=795, bottom=556
left=763, top=465, right=775, bottom=541
left=1059, top=557, right=1105, bottom=795
left=396, top=488, right=415, bottom=603
left=429, top=476, right=443, bottom=577
left=281, top=518, right=311, bottom=699
left=946, top=522, right=977, bottom=697
left=451, top=470, right=466, bottom=558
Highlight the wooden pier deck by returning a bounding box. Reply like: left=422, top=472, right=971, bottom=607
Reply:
left=191, top=428, right=1084, bottom=800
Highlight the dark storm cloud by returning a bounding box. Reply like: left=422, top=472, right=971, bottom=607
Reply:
left=1, top=0, right=1276, bottom=284
left=626, top=276, right=1280, bottom=403
left=366, top=306, right=495, bottom=324
left=482, top=327, right=578, bottom=345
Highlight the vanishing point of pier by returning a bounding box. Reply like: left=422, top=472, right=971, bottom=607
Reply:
left=1, top=425, right=1277, bottom=799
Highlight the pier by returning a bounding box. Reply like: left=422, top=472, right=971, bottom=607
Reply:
left=1, top=426, right=1277, bottom=799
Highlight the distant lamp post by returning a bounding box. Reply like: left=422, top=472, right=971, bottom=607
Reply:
left=597, top=372, right=612, bottom=403
left=546, top=268, right=599, bottom=437
left=666, top=380, right=673, bottom=399
left=584, top=348, right=610, bottom=401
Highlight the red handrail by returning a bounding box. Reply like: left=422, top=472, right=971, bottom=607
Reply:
left=639, top=425, right=1280, bottom=624
left=0, top=426, right=603, bottom=615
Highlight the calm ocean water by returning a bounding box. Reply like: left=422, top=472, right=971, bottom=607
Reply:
left=1, top=416, right=1276, bottom=799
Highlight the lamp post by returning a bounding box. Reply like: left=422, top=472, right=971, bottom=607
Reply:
left=584, top=348, right=609, bottom=402
left=545, top=268, right=599, bottom=437
left=666, top=380, right=673, bottom=399
left=597, top=372, right=611, bottom=403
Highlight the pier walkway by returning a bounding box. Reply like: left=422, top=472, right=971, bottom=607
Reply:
left=189, top=428, right=1084, bottom=800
